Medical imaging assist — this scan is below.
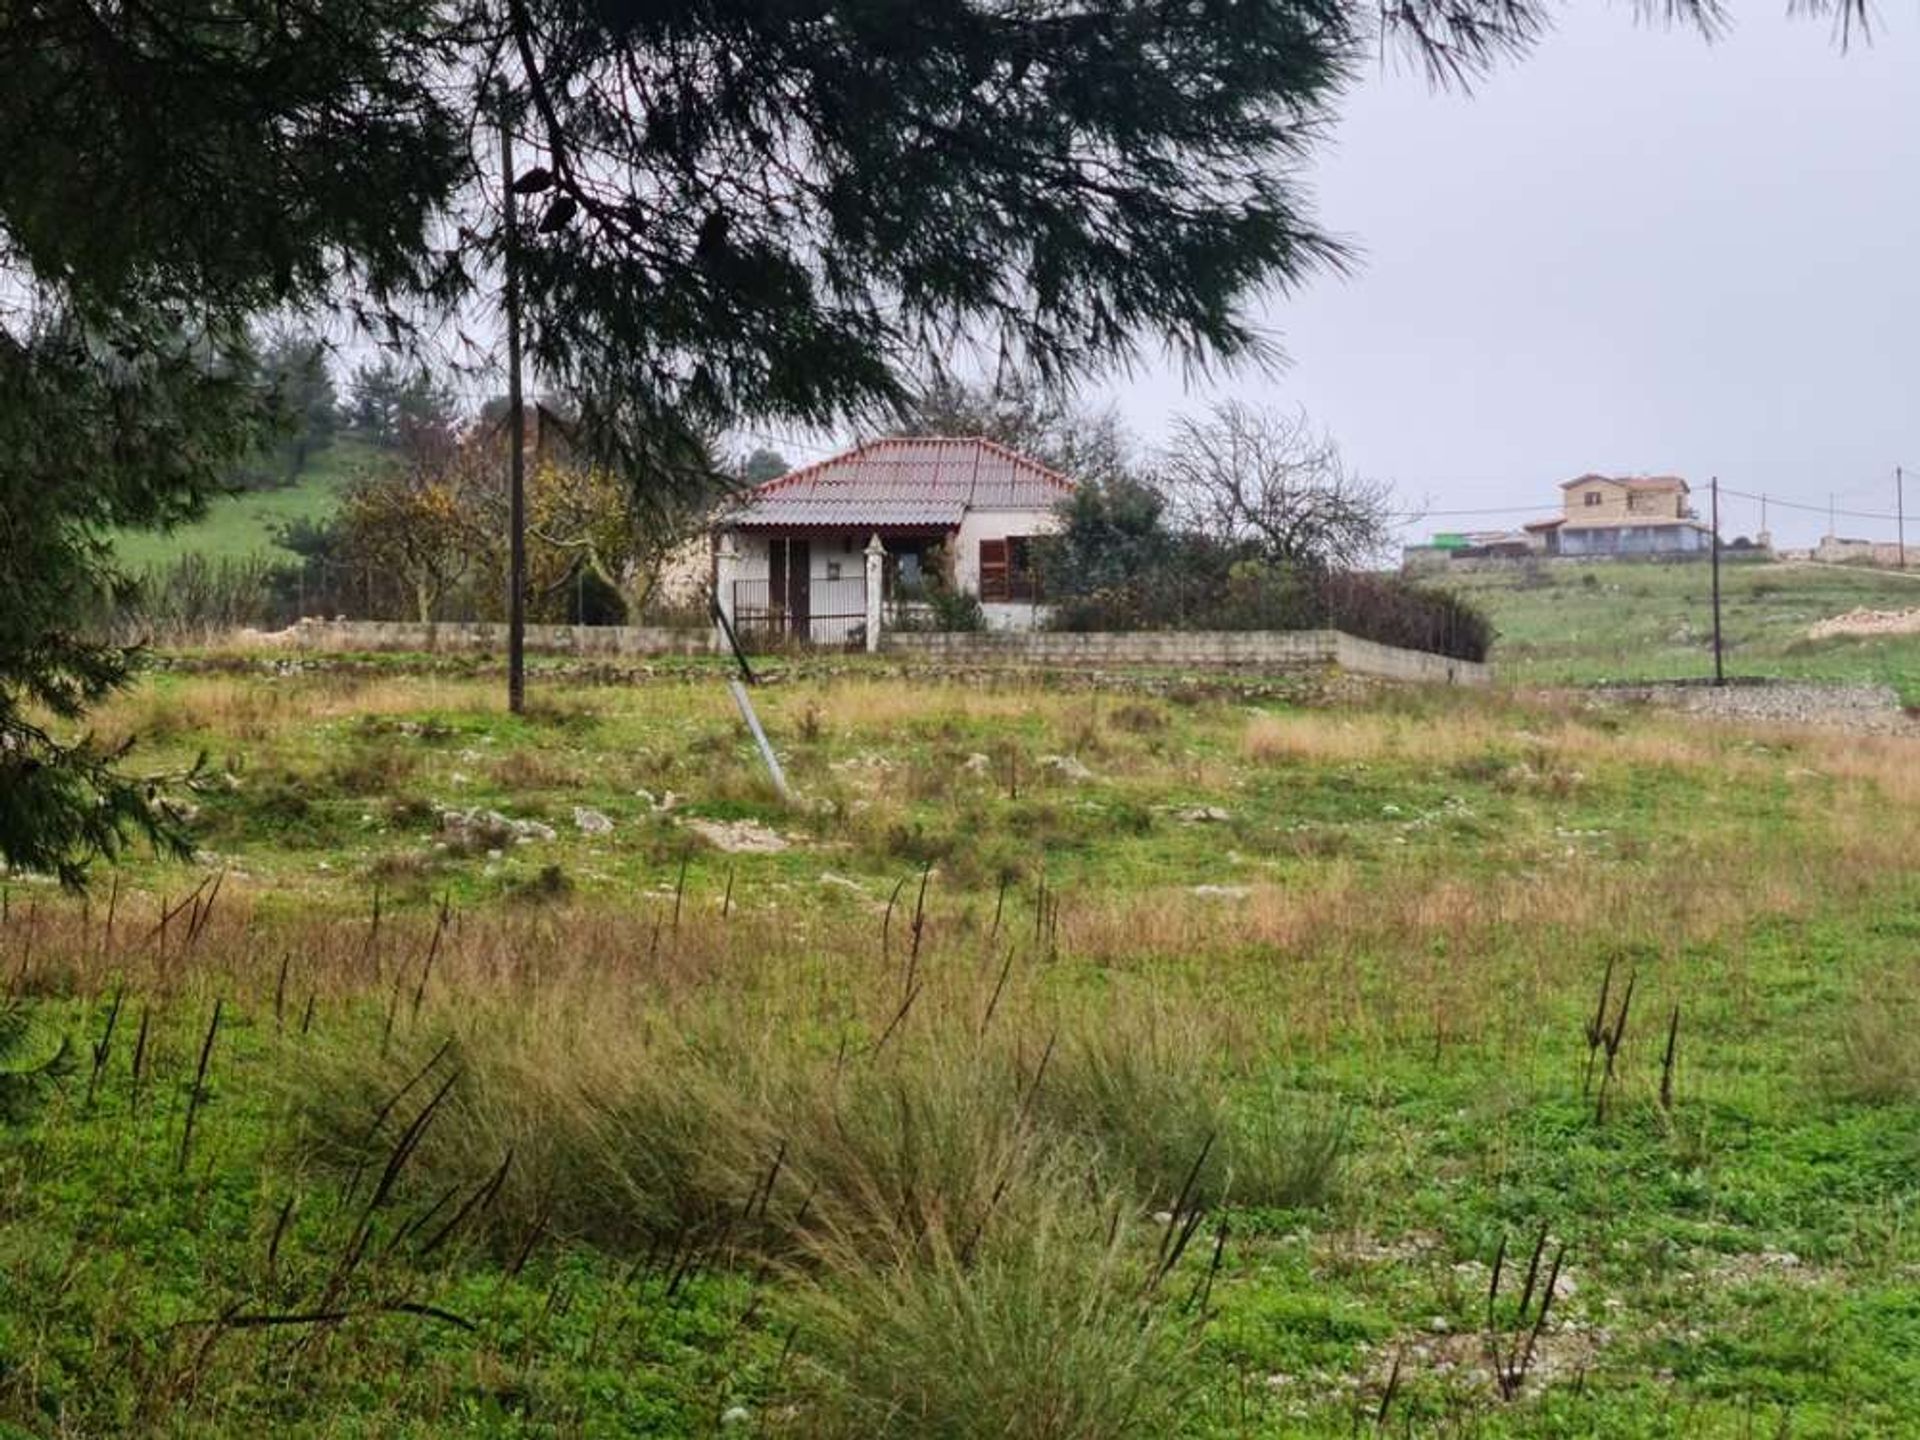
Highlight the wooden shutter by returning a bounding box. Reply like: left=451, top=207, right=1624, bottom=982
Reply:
left=979, top=538, right=1009, bottom=602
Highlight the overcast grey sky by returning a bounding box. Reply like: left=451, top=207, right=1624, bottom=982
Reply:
left=1102, top=6, right=1919, bottom=547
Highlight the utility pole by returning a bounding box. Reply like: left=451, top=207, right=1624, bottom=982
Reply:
left=1710, top=475, right=1724, bottom=687
left=500, top=86, right=527, bottom=715
left=1899, top=465, right=1907, bottom=570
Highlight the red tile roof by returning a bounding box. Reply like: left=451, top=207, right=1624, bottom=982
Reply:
left=728, top=436, right=1074, bottom=528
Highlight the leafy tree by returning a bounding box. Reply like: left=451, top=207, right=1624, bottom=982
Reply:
left=336, top=416, right=720, bottom=624
left=1040, top=475, right=1180, bottom=600
left=0, top=0, right=459, bottom=882
left=338, top=447, right=489, bottom=625
left=238, top=332, right=341, bottom=485
left=346, top=358, right=459, bottom=449
left=738, top=447, right=793, bottom=486
left=1039, top=479, right=1490, bottom=658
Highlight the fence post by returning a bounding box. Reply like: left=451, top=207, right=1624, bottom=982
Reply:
left=864, top=533, right=885, bottom=653
left=714, top=531, right=742, bottom=653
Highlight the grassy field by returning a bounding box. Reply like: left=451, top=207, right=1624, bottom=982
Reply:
left=1445, top=558, right=1920, bottom=701
left=109, top=438, right=387, bottom=570
left=2, top=664, right=1915, bottom=1437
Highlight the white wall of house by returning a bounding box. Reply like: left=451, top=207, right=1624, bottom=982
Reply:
left=1559, top=523, right=1708, bottom=557
left=952, top=507, right=1061, bottom=631
left=717, top=510, right=1066, bottom=638
left=722, top=531, right=882, bottom=586
left=717, top=530, right=880, bottom=644
left=951, top=507, right=1062, bottom=593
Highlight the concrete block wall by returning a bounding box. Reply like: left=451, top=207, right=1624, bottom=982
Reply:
left=264, top=619, right=718, bottom=657
left=235, top=619, right=1489, bottom=684
left=880, top=629, right=1489, bottom=685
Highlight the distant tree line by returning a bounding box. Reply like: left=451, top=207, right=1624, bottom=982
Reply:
left=221, top=337, right=463, bottom=492
left=118, top=380, right=758, bottom=634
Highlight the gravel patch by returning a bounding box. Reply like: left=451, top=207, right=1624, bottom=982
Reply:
left=1589, top=681, right=1916, bottom=735
left=1808, top=607, right=1920, bottom=640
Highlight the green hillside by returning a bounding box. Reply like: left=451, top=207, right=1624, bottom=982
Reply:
left=1444, top=557, right=1920, bottom=699
left=110, top=436, right=389, bottom=568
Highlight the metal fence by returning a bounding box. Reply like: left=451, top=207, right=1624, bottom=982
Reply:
left=731, top=575, right=869, bottom=648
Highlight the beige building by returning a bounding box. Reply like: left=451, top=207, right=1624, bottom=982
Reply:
left=1815, top=536, right=1908, bottom=568
left=1526, top=474, right=1712, bottom=557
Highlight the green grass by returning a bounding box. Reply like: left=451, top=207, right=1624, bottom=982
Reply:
left=1447, top=557, right=1920, bottom=702
left=110, top=437, right=388, bottom=569
left=3, top=669, right=1916, bottom=1435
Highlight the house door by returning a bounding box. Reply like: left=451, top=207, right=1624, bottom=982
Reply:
left=786, top=539, right=811, bottom=635
left=770, top=537, right=812, bottom=636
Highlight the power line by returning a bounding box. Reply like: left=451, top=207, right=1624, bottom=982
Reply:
left=1390, top=504, right=1565, bottom=520
left=1717, top=486, right=1900, bottom=524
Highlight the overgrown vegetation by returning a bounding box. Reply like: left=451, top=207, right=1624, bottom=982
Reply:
left=1, top=666, right=1914, bottom=1434
left=1041, top=475, right=1493, bottom=660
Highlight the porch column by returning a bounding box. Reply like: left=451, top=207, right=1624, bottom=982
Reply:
left=863, top=533, right=886, bottom=653
left=715, top=531, right=742, bottom=643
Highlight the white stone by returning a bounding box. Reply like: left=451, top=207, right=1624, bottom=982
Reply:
left=1178, top=805, right=1231, bottom=823
left=685, top=818, right=789, bottom=854
left=573, top=806, right=614, bottom=835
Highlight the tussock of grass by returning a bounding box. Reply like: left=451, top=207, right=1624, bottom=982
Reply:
left=286, top=966, right=1331, bottom=1266
left=1833, top=980, right=1920, bottom=1105
left=795, top=1197, right=1199, bottom=1440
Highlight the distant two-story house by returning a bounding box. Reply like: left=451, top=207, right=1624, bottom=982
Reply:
left=1524, top=474, right=1711, bottom=557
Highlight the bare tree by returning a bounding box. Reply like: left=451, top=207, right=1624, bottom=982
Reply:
left=888, top=373, right=1136, bottom=488
left=1160, top=402, right=1396, bottom=571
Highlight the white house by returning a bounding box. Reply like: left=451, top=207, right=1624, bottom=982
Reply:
left=713, top=436, right=1073, bottom=643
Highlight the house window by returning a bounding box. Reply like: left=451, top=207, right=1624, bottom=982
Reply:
left=1584, top=491, right=1603, bottom=507
left=825, top=560, right=842, bottom=581
left=979, top=536, right=1041, bottom=602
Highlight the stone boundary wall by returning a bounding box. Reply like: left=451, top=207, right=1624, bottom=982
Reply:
left=880, top=629, right=1489, bottom=685
left=235, top=619, right=1489, bottom=684
left=1407, top=551, right=1762, bottom=576
left=254, top=619, right=718, bottom=657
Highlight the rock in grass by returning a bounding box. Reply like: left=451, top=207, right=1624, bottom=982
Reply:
left=572, top=806, right=614, bottom=835
left=684, top=818, right=789, bottom=854
left=436, top=806, right=556, bottom=846
left=1178, top=805, right=1231, bottom=823
left=1039, top=753, right=1096, bottom=782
